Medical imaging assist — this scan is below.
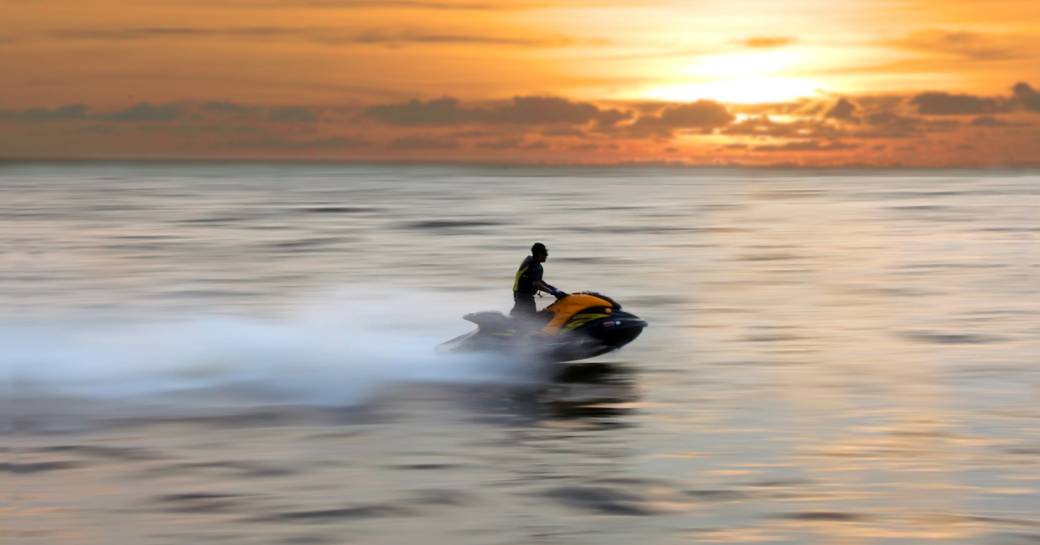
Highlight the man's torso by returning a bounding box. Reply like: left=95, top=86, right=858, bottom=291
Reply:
left=513, top=256, right=543, bottom=295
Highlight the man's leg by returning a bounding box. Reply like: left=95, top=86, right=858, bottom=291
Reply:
left=510, top=294, right=536, bottom=318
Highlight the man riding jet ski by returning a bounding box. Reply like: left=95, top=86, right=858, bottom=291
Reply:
left=440, top=243, right=647, bottom=363
left=511, top=242, right=565, bottom=318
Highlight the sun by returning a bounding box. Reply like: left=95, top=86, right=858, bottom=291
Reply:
left=641, top=49, right=824, bottom=104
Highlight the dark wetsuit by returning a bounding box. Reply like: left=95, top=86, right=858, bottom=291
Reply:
left=511, top=255, right=543, bottom=318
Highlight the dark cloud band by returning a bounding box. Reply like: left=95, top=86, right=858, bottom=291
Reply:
left=49, top=27, right=582, bottom=48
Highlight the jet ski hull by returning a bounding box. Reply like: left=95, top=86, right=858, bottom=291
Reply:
left=439, top=292, right=646, bottom=363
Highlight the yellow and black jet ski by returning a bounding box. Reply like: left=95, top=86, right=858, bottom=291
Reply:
left=439, top=292, right=646, bottom=363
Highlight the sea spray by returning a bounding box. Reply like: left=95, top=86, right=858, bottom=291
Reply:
left=3, top=288, right=537, bottom=406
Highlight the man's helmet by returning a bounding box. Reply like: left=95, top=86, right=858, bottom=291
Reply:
left=531, top=242, right=547, bottom=255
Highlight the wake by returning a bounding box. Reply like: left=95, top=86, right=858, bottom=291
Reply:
left=3, top=289, right=535, bottom=407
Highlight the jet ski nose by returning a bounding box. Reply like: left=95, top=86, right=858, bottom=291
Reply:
left=590, top=310, right=646, bottom=348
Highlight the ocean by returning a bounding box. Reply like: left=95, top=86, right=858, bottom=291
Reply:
left=4, top=162, right=1039, bottom=544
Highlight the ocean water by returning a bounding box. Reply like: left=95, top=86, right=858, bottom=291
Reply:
left=3, top=163, right=1039, bottom=544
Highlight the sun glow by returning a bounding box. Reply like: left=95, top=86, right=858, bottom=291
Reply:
left=643, top=49, right=824, bottom=104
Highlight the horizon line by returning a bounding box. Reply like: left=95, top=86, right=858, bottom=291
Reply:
left=4, top=156, right=1040, bottom=171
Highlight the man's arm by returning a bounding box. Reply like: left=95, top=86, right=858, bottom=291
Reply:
left=535, top=280, right=566, bottom=298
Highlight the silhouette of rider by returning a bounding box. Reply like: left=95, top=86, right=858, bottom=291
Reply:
left=511, top=242, right=566, bottom=319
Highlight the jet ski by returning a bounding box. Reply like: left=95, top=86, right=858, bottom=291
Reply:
left=439, top=292, right=647, bottom=363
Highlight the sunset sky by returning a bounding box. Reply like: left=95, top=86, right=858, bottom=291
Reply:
left=3, top=0, right=1040, bottom=166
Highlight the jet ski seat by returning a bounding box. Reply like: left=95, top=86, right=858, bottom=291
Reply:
left=463, top=311, right=513, bottom=332
left=463, top=310, right=554, bottom=333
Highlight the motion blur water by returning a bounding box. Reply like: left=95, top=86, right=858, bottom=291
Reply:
left=4, top=163, right=1039, bottom=544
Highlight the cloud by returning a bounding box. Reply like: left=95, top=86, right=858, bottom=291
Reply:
left=5, top=82, right=1037, bottom=165
left=53, top=27, right=275, bottom=40
left=541, top=127, right=586, bottom=137
left=203, top=101, right=260, bottom=115
left=180, top=101, right=325, bottom=123
left=366, top=98, right=477, bottom=125
left=99, top=102, right=183, bottom=122
left=489, top=96, right=600, bottom=124
left=134, top=123, right=266, bottom=136
left=890, top=29, right=1025, bottom=60
left=389, top=135, right=459, bottom=149
left=970, top=116, right=1017, bottom=127
left=213, top=0, right=545, bottom=10
left=0, top=104, right=89, bottom=122
left=723, top=114, right=851, bottom=140
left=476, top=137, right=524, bottom=149
left=475, top=137, right=550, bottom=150
left=627, top=100, right=734, bottom=137
left=864, top=111, right=918, bottom=128
left=591, top=108, right=632, bottom=129
left=752, top=140, right=859, bottom=152
left=351, top=29, right=579, bottom=47
left=733, top=99, right=821, bottom=117
left=228, top=135, right=368, bottom=149
left=723, top=116, right=814, bottom=138
left=854, top=111, right=959, bottom=138
left=365, top=96, right=629, bottom=127
left=654, top=101, right=734, bottom=127
left=728, top=100, right=961, bottom=141
left=825, top=98, right=859, bottom=122
left=274, top=0, right=519, bottom=9
left=486, top=96, right=627, bottom=125
left=741, top=36, right=796, bottom=48
left=908, top=81, right=1040, bottom=115
left=269, top=106, right=319, bottom=123
left=50, top=26, right=580, bottom=48
left=205, top=0, right=644, bottom=11
left=911, top=92, right=1006, bottom=115
left=1012, top=82, right=1040, bottom=112
left=450, top=129, right=498, bottom=138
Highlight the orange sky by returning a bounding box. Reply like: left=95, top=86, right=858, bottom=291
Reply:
left=2, top=0, right=1039, bottom=165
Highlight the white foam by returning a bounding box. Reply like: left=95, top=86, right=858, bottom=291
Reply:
left=3, top=288, right=534, bottom=406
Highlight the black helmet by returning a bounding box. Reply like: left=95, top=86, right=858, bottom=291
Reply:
left=531, top=242, right=547, bottom=255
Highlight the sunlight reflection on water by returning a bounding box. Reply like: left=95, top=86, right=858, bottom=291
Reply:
left=4, top=164, right=1039, bottom=545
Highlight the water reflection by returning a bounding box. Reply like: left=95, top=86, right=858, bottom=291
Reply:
left=4, top=164, right=1039, bottom=545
